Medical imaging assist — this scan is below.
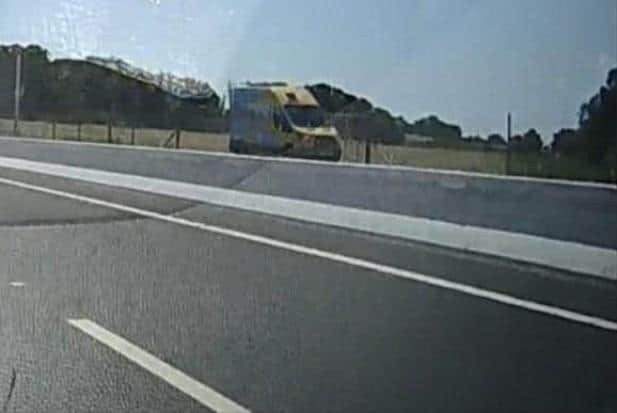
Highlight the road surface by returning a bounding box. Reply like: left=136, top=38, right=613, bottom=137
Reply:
left=0, top=137, right=616, bottom=412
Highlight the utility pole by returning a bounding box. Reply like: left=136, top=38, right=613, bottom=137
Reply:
left=506, top=112, right=512, bottom=175
left=13, top=51, right=22, bottom=136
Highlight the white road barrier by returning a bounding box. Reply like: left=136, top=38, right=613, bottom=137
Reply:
left=1, top=135, right=616, bottom=190
left=0, top=155, right=615, bottom=280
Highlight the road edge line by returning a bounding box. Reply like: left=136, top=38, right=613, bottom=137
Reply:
left=0, top=155, right=615, bottom=281
left=0, top=175, right=614, bottom=332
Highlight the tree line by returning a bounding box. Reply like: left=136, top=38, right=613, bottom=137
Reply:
left=1, top=44, right=614, bottom=166
left=310, top=67, right=616, bottom=167
left=552, top=68, right=616, bottom=165
left=0, top=45, right=223, bottom=132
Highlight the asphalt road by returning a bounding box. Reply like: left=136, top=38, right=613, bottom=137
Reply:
left=1, top=137, right=616, bottom=249
left=0, top=162, right=616, bottom=412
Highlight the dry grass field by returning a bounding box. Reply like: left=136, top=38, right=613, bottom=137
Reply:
left=2, top=118, right=613, bottom=183
left=1, top=118, right=230, bottom=153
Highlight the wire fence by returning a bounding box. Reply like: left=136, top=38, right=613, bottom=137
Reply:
left=0, top=117, right=229, bottom=152
left=1, top=117, right=614, bottom=183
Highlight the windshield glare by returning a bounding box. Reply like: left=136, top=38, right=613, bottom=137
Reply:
left=284, top=105, right=326, bottom=128
left=0, top=2, right=615, bottom=412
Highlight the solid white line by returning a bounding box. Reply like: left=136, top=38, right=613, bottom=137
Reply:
left=0, top=155, right=615, bottom=280
left=67, top=318, right=250, bottom=413
left=2, top=175, right=616, bottom=332
left=1, top=135, right=615, bottom=190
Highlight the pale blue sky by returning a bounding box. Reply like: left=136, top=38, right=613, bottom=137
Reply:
left=1, top=0, right=615, bottom=141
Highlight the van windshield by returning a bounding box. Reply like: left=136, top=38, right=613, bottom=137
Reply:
left=284, top=105, right=326, bottom=128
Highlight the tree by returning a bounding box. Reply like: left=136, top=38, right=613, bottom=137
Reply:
left=551, top=128, right=579, bottom=156
left=406, top=115, right=462, bottom=141
left=577, top=66, right=617, bottom=162
left=549, top=67, right=617, bottom=166
left=343, top=98, right=372, bottom=113
left=607, top=68, right=617, bottom=89
left=307, top=83, right=356, bottom=113
left=308, top=83, right=403, bottom=144
left=509, top=134, right=524, bottom=151
left=21, top=45, right=51, bottom=119
left=522, top=128, right=542, bottom=152
left=508, top=130, right=542, bottom=152
left=487, top=133, right=506, bottom=146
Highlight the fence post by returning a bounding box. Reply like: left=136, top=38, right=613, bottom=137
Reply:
left=364, top=140, right=371, bottom=164
left=506, top=112, right=511, bottom=175
left=107, top=121, right=112, bottom=144
left=131, top=127, right=135, bottom=145
left=77, top=122, right=81, bottom=141
left=51, top=121, right=56, bottom=140
left=175, top=128, right=181, bottom=149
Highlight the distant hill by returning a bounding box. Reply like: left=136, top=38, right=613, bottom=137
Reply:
left=0, top=44, right=223, bottom=131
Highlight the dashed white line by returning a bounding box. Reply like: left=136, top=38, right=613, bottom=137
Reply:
left=9, top=281, right=26, bottom=287
left=2, top=175, right=616, bottom=332
left=67, top=318, right=250, bottom=413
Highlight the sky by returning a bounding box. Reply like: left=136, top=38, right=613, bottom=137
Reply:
left=1, top=0, right=615, bottom=141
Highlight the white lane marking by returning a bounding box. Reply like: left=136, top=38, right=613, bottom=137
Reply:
left=0, top=156, right=615, bottom=280
left=67, top=318, right=250, bottom=413
left=9, top=281, right=26, bottom=287
left=2, top=176, right=616, bottom=333
left=1, top=135, right=615, bottom=190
